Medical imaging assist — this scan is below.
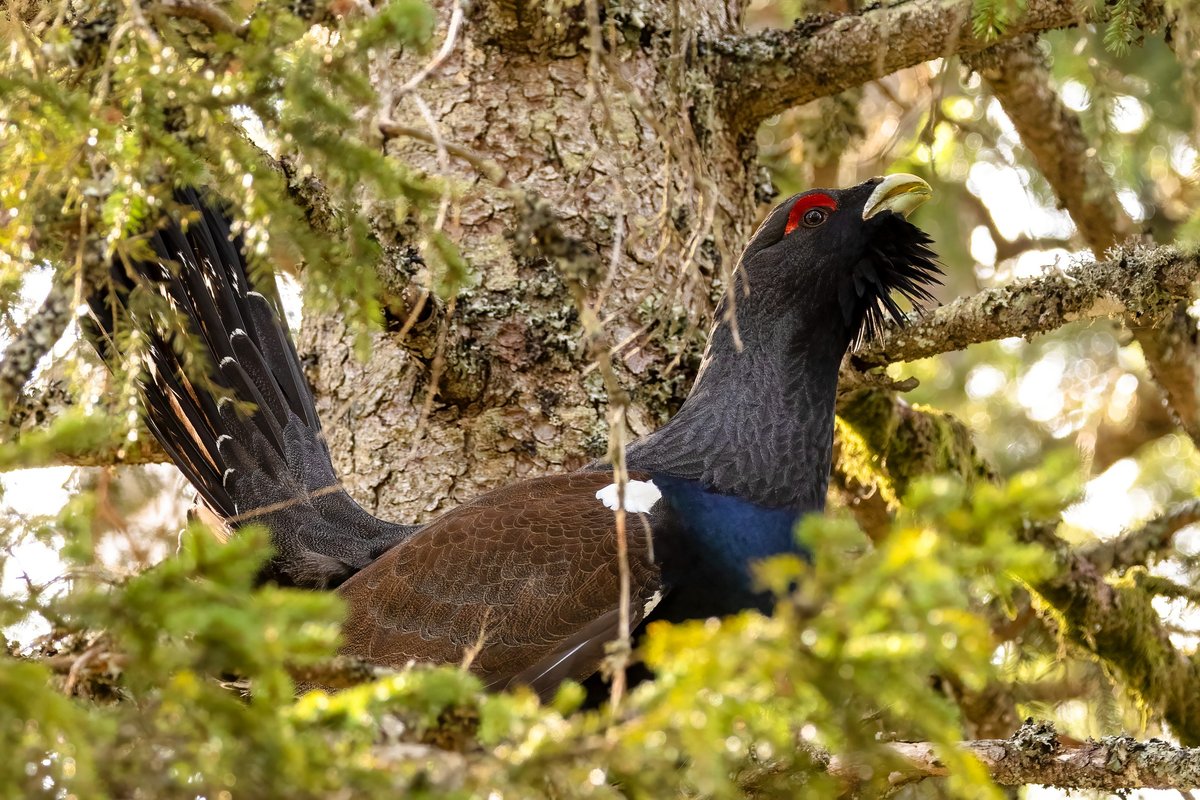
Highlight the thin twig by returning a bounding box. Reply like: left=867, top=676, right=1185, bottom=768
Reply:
left=854, top=245, right=1200, bottom=369
left=406, top=295, right=456, bottom=456
left=396, top=0, right=464, bottom=96
left=377, top=123, right=510, bottom=187
left=409, top=93, right=452, bottom=231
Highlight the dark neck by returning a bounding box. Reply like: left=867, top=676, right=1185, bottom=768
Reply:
left=627, top=297, right=852, bottom=510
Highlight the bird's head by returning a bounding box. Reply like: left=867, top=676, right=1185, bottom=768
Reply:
left=731, top=173, right=942, bottom=349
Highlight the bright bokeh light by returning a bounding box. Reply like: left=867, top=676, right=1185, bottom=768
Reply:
left=1063, top=458, right=1152, bottom=537
left=965, top=364, right=1006, bottom=400
left=1017, top=352, right=1066, bottom=423
left=966, top=161, right=1075, bottom=242
left=968, top=225, right=997, bottom=266
left=1060, top=79, right=1091, bottom=112
left=1110, top=95, right=1148, bottom=135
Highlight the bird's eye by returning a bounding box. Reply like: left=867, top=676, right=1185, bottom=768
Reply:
left=784, top=193, right=838, bottom=235
left=802, top=208, right=828, bottom=227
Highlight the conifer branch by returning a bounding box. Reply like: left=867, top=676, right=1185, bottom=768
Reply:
left=708, top=0, right=1164, bottom=131
left=35, top=644, right=1200, bottom=792
left=37, top=642, right=1200, bottom=794
left=1028, top=523, right=1200, bottom=744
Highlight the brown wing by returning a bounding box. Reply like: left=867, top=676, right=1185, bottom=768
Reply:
left=336, top=471, right=663, bottom=697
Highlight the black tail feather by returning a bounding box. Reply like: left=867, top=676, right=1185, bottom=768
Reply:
left=228, top=330, right=292, bottom=432
left=244, top=291, right=320, bottom=429
left=216, top=354, right=288, bottom=453
left=86, top=189, right=418, bottom=587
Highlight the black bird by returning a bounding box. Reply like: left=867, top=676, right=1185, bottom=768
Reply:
left=88, top=175, right=940, bottom=697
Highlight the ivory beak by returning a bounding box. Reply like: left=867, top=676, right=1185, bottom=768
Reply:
left=862, top=173, right=933, bottom=220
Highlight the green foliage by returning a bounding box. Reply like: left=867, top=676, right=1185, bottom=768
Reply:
left=1, top=0, right=1195, bottom=795
left=0, top=458, right=1062, bottom=797
left=971, top=0, right=1028, bottom=41
left=0, top=410, right=121, bottom=470
left=1104, top=0, right=1143, bottom=56
left=0, top=0, right=451, bottom=357
left=970, top=0, right=1153, bottom=52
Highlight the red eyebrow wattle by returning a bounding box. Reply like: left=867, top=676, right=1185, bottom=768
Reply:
left=785, top=193, right=838, bottom=234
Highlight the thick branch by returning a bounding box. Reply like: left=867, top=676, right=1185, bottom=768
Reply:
left=1, top=435, right=168, bottom=469
left=1133, top=306, right=1200, bottom=446
left=966, top=34, right=1200, bottom=448
left=40, top=649, right=398, bottom=692
left=709, top=0, right=1163, bottom=131
left=2, top=379, right=168, bottom=471
left=833, top=380, right=992, bottom=539
left=834, top=720, right=1200, bottom=792
left=853, top=244, right=1198, bottom=369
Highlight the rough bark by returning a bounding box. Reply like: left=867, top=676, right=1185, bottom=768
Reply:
left=300, top=2, right=757, bottom=521
left=1026, top=516, right=1200, bottom=745
left=0, top=280, right=73, bottom=425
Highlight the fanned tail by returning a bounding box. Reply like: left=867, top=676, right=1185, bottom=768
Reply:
left=86, top=188, right=416, bottom=588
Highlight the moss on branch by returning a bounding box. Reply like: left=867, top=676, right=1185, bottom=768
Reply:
left=833, top=385, right=992, bottom=538
left=1035, top=557, right=1200, bottom=745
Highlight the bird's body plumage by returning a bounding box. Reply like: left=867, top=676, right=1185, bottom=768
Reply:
left=339, top=471, right=661, bottom=696
left=88, top=176, right=940, bottom=697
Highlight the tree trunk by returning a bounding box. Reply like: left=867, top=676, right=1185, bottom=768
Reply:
left=301, top=3, right=765, bottom=521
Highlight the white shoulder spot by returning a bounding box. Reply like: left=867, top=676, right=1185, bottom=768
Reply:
left=595, top=479, right=662, bottom=514
left=642, top=589, right=664, bottom=618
